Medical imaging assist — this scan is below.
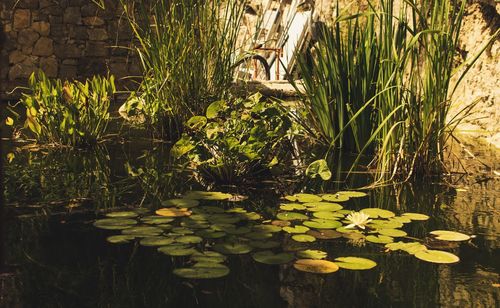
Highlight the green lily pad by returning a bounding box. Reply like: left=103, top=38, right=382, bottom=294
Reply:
left=292, top=194, right=323, bottom=203
left=312, top=211, right=344, bottom=220
left=241, top=212, right=261, bottom=220
left=191, top=251, right=226, bottom=263
left=390, top=216, right=412, bottom=224
left=184, top=191, right=232, bottom=200
left=334, top=257, right=377, bottom=270
left=414, top=249, right=460, bottom=264
left=140, top=216, right=175, bottom=225
left=276, top=212, right=309, bottom=221
left=368, top=219, right=403, bottom=229
left=305, top=202, right=343, bottom=212
left=173, top=265, right=230, bottom=279
left=303, top=219, right=342, bottom=229
left=158, top=244, right=196, bottom=256
left=106, top=235, right=135, bottom=244
left=377, top=229, right=407, bottom=237
left=292, top=234, right=316, bottom=242
left=252, top=251, right=294, bottom=265
left=322, top=194, right=349, bottom=202
left=296, top=249, right=327, bottom=259
left=156, top=207, right=192, bottom=217
left=280, top=203, right=307, bottom=211
left=218, top=225, right=251, bottom=235
left=193, top=206, right=225, bottom=214
left=337, top=191, right=368, bottom=198
left=176, top=235, right=203, bottom=244
left=180, top=220, right=210, bottom=229
left=360, top=208, right=395, bottom=219
left=336, top=226, right=362, bottom=234
left=196, top=229, right=226, bottom=239
left=94, top=218, right=137, bottom=230
left=385, top=242, right=427, bottom=254
left=271, top=220, right=291, bottom=227
left=105, top=211, right=139, bottom=218
left=249, top=240, right=281, bottom=249
left=140, top=236, right=176, bottom=247
left=213, top=242, right=253, bottom=255
left=121, top=226, right=163, bottom=237
left=283, top=225, right=310, bottom=234
left=402, top=213, right=430, bottom=221
left=252, top=225, right=282, bottom=233
left=162, top=198, right=200, bottom=208
left=306, top=229, right=343, bottom=239
left=430, top=230, right=470, bottom=242
left=209, top=214, right=241, bottom=224
left=293, top=259, right=339, bottom=274
left=244, top=232, right=273, bottom=240
left=171, top=227, right=195, bottom=235
left=156, top=224, right=173, bottom=230
left=366, top=234, right=394, bottom=244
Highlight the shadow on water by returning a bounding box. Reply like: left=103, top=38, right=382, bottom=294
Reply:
left=1, top=138, right=498, bottom=307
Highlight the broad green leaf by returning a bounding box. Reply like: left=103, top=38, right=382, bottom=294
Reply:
left=402, top=213, right=430, bottom=221
left=303, top=219, right=342, bottom=229
left=186, top=116, right=207, bottom=131
left=305, top=159, right=332, bottom=180
left=173, top=265, right=230, bottom=279
left=283, top=225, right=310, bottom=234
left=296, top=249, right=327, bottom=259
left=292, top=234, right=316, bottom=242
left=206, top=100, right=227, bottom=119
left=293, top=259, right=339, bottom=274
left=366, top=234, right=394, bottom=244
left=377, top=229, right=407, bottom=237
left=361, top=208, right=395, bottom=219
left=162, top=198, right=200, bottom=208
left=414, top=250, right=460, bottom=264
left=276, top=212, right=309, bottom=221
left=334, top=257, right=377, bottom=270
left=252, top=251, right=294, bottom=265
left=430, top=230, right=470, bottom=242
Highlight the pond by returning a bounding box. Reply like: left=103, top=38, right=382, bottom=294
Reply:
left=1, top=135, right=498, bottom=308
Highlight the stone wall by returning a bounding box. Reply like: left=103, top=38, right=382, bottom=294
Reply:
left=0, top=0, right=141, bottom=100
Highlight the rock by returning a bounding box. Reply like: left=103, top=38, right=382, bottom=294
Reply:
left=32, top=21, right=50, bottom=36
left=83, top=16, right=105, bottom=26
left=17, top=29, right=40, bottom=47
left=85, top=41, right=108, bottom=56
left=16, top=0, right=39, bottom=9
left=39, top=57, right=58, bottom=77
left=59, top=64, right=77, bottom=78
left=32, top=37, right=53, bottom=56
left=8, top=57, right=37, bottom=80
left=63, top=7, right=82, bottom=24
left=9, top=50, right=28, bottom=64
left=13, top=9, right=31, bottom=30
left=87, top=28, right=108, bottom=41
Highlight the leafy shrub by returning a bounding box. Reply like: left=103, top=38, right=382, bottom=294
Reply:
left=6, top=71, right=115, bottom=146
left=171, top=93, right=294, bottom=183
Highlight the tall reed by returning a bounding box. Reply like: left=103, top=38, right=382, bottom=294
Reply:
left=296, top=0, right=495, bottom=183
left=121, top=0, right=245, bottom=138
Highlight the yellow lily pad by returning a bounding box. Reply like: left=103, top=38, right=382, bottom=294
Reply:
left=293, top=259, right=339, bottom=274
left=414, top=249, right=460, bottom=264
left=334, top=257, right=377, bottom=270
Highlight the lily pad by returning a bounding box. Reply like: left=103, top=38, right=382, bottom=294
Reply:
left=390, top=216, right=412, bottom=224
left=173, top=265, right=229, bottom=279
left=334, top=257, right=377, bottom=270
left=360, top=208, right=395, bottom=219
left=368, top=219, right=403, bottom=229
left=322, top=194, right=349, bottom=202
left=184, top=191, right=232, bottom=200
left=292, top=194, right=323, bottom=203
left=293, top=259, right=339, bottom=274
left=218, top=225, right=251, bottom=235
left=196, top=229, right=226, bottom=239
left=252, top=225, right=282, bottom=233
left=213, top=242, right=253, bottom=255
left=292, top=234, right=316, bottom=242
left=244, top=232, right=273, bottom=240
left=158, top=244, right=196, bottom=256
left=303, top=219, right=342, bottom=229
left=209, top=214, right=241, bottom=224
left=312, top=211, right=344, bottom=220
left=271, top=220, right=291, bottom=227
left=337, top=191, right=368, bottom=198
left=305, top=202, right=343, bottom=212
left=252, top=251, right=294, bottom=265
left=306, top=230, right=343, bottom=239
left=402, top=213, right=430, bottom=221
left=121, top=226, right=163, bottom=237
left=140, top=236, right=176, bottom=247
left=180, top=220, right=210, bottom=229
left=276, top=212, right=309, bottom=221
left=283, top=225, right=310, bottom=234
left=191, top=251, right=226, bottom=263
left=366, top=235, right=394, bottom=244
left=156, top=208, right=192, bottom=217
left=171, top=227, right=195, bottom=235
left=249, top=240, right=281, bottom=249
left=377, top=229, right=407, bottom=237
left=296, top=249, right=327, bottom=259
left=430, top=230, right=470, bottom=242
left=94, top=218, right=137, bottom=230
left=280, top=203, right=307, bottom=211
left=106, top=235, right=135, bottom=244
left=176, top=235, right=203, bottom=244
left=414, top=249, right=460, bottom=264
left=193, top=206, right=225, bottom=214
left=141, top=216, right=175, bottom=225
left=385, top=242, right=427, bottom=254
left=105, top=211, right=138, bottom=218
left=336, top=226, right=362, bottom=234
left=162, top=198, right=200, bottom=208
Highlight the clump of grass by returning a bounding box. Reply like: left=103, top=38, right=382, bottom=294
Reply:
left=121, top=0, right=245, bottom=138
left=6, top=71, right=115, bottom=147
left=295, top=0, right=497, bottom=183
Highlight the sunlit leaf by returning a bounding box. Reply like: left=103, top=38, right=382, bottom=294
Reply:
left=252, top=251, right=294, bottom=265
left=334, top=257, right=377, bottom=270
left=414, top=250, right=460, bottom=264
left=305, top=159, right=332, bottom=180
left=293, top=259, right=339, bottom=274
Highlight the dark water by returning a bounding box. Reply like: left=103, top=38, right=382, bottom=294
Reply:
left=1, top=137, right=498, bottom=308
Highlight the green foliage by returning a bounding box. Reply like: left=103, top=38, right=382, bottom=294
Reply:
left=120, top=0, right=245, bottom=138
left=8, top=71, right=115, bottom=146
left=295, top=0, right=497, bottom=183
left=171, top=93, right=293, bottom=183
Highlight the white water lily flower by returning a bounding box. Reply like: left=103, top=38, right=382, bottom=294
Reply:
left=345, top=211, right=372, bottom=230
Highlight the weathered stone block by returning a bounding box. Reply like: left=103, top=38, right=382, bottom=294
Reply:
left=88, top=28, right=108, bottom=41
left=48, top=15, right=63, bottom=24
left=39, top=0, right=54, bottom=9
left=64, top=7, right=82, bottom=24
left=81, top=3, right=99, bottom=17
left=54, top=43, right=82, bottom=58
left=40, top=57, right=58, bottom=77
left=59, top=64, right=77, bottom=78
left=18, top=28, right=40, bottom=46
left=41, top=5, right=63, bottom=16
left=32, top=37, right=53, bottom=56
left=13, top=9, right=31, bottom=30
left=50, top=23, right=65, bottom=37
left=85, top=41, right=108, bottom=57
left=9, top=57, right=37, bottom=80
left=71, top=26, right=89, bottom=40
left=9, top=50, right=28, bottom=64
left=82, top=16, right=105, bottom=26
left=32, top=21, right=50, bottom=36
left=16, top=0, right=38, bottom=9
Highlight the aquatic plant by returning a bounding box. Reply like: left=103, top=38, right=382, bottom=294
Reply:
left=120, top=0, right=245, bottom=138
left=294, top=0, right=498, bottom=183
left=6, top=71, right=115, bottom=146
left=345, top=211, right=372, bottom=230
left=170, top=93, right=294, bottom=183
